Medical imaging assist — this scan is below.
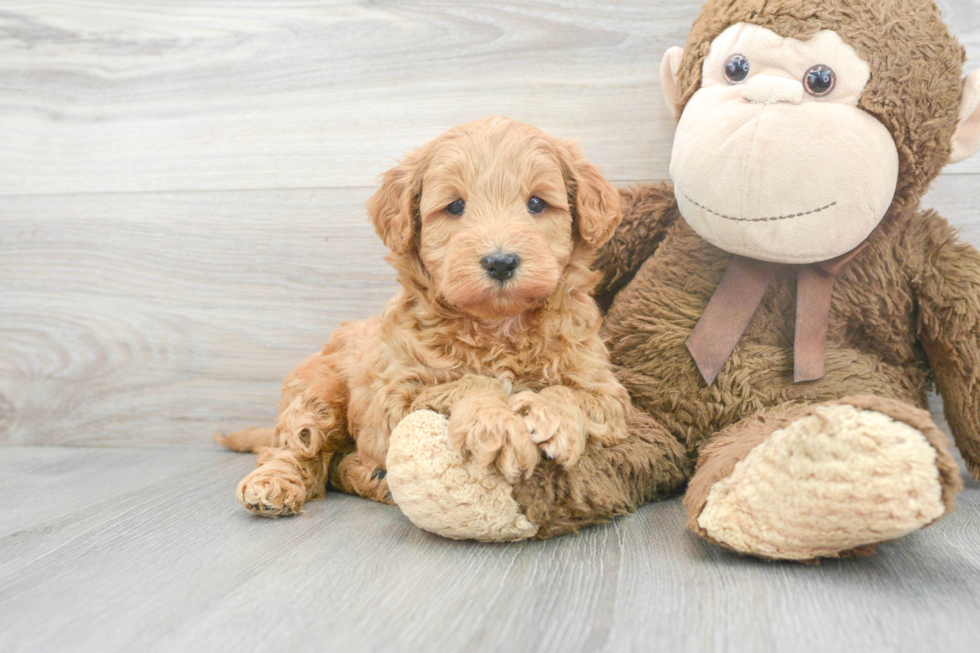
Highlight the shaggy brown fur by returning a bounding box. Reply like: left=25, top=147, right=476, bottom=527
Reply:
left=560, top=0, right=980, bottom=558
left=598, top=193, right=977, bottom=458
left=596, top=0, right=980, bottom=472
left=511, top=406, right=690, bottom=539
left=219, top=116, right=649, bottom=517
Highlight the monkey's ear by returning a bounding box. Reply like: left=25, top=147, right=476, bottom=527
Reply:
left=562, top=140, right=622, bottom=249
left=950, top=70, right=980, bottom=164
left=660, top=46, right=685, bottom=120
left=366, top=157, right=418, bottom=254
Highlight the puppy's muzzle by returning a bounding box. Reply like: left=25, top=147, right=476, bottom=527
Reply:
left=481, top=252, right=521, bottom=282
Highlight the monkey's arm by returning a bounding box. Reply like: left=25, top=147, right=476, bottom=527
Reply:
left=912, top=211, right=980, bottom=479
left=592, top=182, right=680, bottom=305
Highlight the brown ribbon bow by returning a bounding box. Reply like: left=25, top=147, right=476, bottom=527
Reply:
left=686, top=244, right=867, bottom=386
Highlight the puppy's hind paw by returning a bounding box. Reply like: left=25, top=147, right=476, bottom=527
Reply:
left=237, top=469, right=305, bottom=518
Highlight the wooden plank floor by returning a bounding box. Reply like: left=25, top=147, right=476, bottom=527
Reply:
left=1, top=447, right=978, bottom=653
left=3, top=1, right=980, bottom=651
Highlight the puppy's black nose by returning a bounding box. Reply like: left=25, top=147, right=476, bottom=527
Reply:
left=481, top=252, right=520, bottom=282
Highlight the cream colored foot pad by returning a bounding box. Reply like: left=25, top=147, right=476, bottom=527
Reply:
left=698, top=405, right=945, bottom=560
left=386, top=410, right=539, bottom=542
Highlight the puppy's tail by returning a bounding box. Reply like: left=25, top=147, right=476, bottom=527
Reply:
left=214, top=427, right=276, bottom=453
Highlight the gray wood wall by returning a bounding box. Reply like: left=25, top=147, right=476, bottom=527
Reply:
left=3, top=0, right=980, bottom=448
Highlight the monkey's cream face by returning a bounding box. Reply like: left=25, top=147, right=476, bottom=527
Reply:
left=670, top=24, right=899, bottom=263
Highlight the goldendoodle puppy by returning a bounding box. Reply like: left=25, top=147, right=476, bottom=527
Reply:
left=219, top=116, right=629, bottom=517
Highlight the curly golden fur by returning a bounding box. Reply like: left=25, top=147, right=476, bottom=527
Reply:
left=218, top=116, right=631, bottom=517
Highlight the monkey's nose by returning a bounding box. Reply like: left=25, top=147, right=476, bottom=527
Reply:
left=481, top=252, right=520, bottom=282
left=740, top=75, right=804, bottom=105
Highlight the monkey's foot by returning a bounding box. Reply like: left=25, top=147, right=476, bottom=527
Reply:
left=684, top=396, right=961, bottom=561
left=386, top=410, right=539, bottom=542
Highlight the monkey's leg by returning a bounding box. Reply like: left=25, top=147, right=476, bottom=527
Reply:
left=512, top=407, right=690, bottom=539
left=684, top=395, right=962, bottom=561
left=386, top=407, right=690, bottom=541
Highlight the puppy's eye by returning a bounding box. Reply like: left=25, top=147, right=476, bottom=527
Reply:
left=804, top=64, right=836, bottom=97
left=724, top=54, right=750, bottom=84
left=446, top=199, right=465, bottom=216
left=527, top=197, right=547, bottom=214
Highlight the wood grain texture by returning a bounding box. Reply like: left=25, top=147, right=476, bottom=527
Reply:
left=0, top=447, right=977, bottom=653
left=1, top=175, right=979, bottom=448
left=2, top=0, right=980, bottom=196
left=0, top=188, right=397, bottom=447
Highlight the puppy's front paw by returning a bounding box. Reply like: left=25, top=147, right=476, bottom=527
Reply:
left=237, top=468, right=305, bottom=517
left=448, top=397, right=539, bottom=481
left=509, top=391, right=587, bottom=468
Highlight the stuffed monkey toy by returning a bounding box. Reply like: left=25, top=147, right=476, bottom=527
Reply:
left=387, top=0, right=980, bottom=560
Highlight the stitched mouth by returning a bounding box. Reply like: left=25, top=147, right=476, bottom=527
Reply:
left=680, top=191, right=837, bottom=223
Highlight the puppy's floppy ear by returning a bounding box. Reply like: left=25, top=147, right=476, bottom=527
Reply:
left=366, top=153, right=422, bottom=255
left=560, top=140, right=622, bottom=249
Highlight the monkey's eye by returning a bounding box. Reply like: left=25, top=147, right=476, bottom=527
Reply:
left=724, top=54, right=750, bottom=84
left=527, top=197, right=547, bottom=214
left=446, top=199, right=465, bottom=216
left=804, top=64, right=836, bottom=97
